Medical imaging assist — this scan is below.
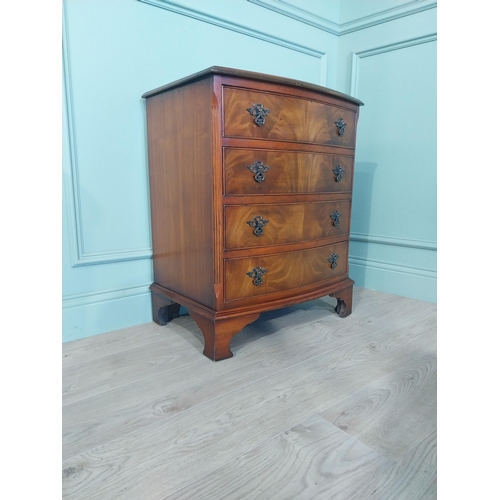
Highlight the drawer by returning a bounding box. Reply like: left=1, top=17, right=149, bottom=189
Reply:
left=223, top=87, right=356, bottom=147
left=225, top=201, right=351, bottom=250
left=224, top=148, right=353, bottom=195
left=224, top=242, right=348, bottom=301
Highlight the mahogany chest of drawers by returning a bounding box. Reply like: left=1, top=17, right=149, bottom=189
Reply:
left=142, top=67, right=363, bottom=361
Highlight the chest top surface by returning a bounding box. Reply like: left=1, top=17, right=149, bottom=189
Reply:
left=142, top=66, right=364, bottom=107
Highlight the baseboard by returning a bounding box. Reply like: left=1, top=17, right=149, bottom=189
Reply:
left=62, top=285, right=153, bottom=342
left=349, top=258, right=436, bottom=303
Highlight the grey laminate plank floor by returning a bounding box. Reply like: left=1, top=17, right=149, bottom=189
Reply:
left=62, top=287, right=437, bottom=499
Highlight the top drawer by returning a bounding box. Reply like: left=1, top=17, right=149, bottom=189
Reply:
left=223, top=87, right=357, bottom=148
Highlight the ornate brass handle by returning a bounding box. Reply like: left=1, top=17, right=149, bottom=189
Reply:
left=247, top=103, right=270, bottom=126
left=247, top=215, right=269, bottom=237
left=332, top=165, right=344, bottom=182
left=247, top=161, right=270, bottom=183
left=335, top=118, right=346, bottom=136
left=246, top=266, right=268, bottom=286
left=328, top=254, right=339, bottom=269
left=330, top=211, right=341, bottom=227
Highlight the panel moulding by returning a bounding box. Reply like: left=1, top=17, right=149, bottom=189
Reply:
left=350, top=33, right=437, bottom=97
left=248, top=0, right=436, bottom=36
left=350, top=232, right=436, bottom=251
left=248, top=0, right=342, bottom=35
left=348, top=34, right=437, bottom=285
left=137, top=0, right=327, bottom=68
left=348, top=256, right=436, bottom=279
left=63, top=4, right=153, bottom=268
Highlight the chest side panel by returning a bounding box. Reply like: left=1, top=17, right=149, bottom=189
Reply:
left=146, top=77, right=216, bottom=309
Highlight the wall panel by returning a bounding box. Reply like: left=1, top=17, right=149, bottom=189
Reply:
left=339, top=8, right=437, bottom=302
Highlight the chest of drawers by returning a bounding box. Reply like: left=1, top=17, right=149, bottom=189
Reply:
left=142, top=67, right=363, bottom=361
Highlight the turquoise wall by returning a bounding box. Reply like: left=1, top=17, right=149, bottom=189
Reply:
left=62, top=0, right=437, bottom=342
left=337, top=3, right=437, bottom=302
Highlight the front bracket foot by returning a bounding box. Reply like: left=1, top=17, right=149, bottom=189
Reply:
left=188, top=310, right=260, bottom=361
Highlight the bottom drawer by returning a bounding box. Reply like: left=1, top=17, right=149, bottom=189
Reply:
left=224, top=242, right=348, bottom=301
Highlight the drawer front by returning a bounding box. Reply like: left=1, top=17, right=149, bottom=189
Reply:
left=225, top=201, right=351, bottom=250
left=224, top=242, right=348, bottom=301
left=224, top=148, right=353, bottom=195
left=223, top=87, right=356, bottom=147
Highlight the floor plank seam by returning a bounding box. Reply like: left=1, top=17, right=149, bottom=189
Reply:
left=62, top=336, right=371, bottom=461
left=343, top=460, right=398, bottom=500
left=159, top=412, right=398, bottom=500
left=314, top=350, right=437, bottom=424
left=62, top=354, right=203, bottom=407
left=313, top=413, right=397, bottom=461
left=62, top=332, right=180, bottom=369
left=62, top=315, right=376, bottom=408
left=62, top=289, right=437, bottom=499
left=63, top=322, right=434, bottom=460
left=157, top=411, right=335, bottom=499
left=343, top=427, right=437, bottom=500
left=61, top=296, right=348, bottom=368
left=63, top=320, right=400, bottom=460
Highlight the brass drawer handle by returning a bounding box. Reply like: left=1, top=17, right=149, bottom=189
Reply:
left=247, top=161, right=270, bottom=183
left=328, top=254, right=339, bottom=269
left=333, top=165, right=344, bottom=182
left=246, top=266, right=267, bottom=286
left=247, top=215, right=269, bottom=237
left=330, top=211, right=341, bottom=227
left=335, top=118, right=346, bottom=136
left=247, top=103, right=270, bottom=126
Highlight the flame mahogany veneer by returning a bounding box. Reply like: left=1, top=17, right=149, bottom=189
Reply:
left=142, top=67, right=363, bottom=361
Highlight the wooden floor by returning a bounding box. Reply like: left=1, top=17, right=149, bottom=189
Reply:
left=62, top=287, right=437, bottom=499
